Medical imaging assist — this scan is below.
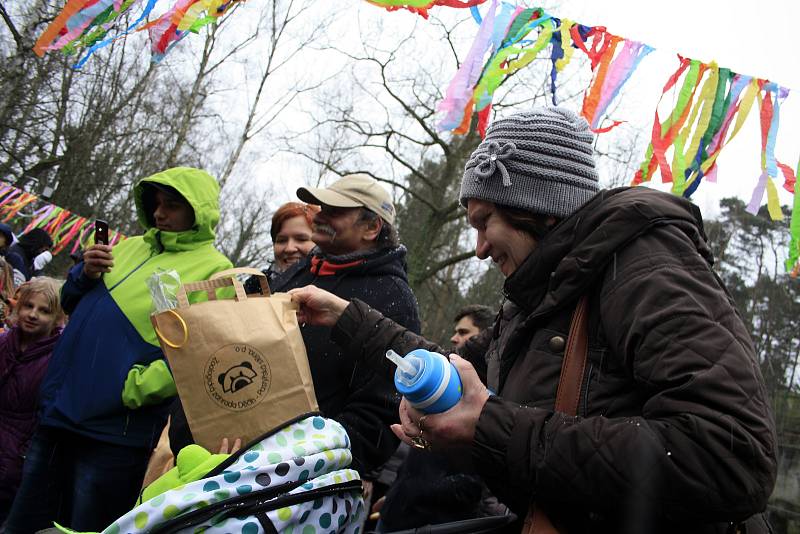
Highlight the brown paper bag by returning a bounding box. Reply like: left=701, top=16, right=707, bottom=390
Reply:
left=151, top=267, right=318, bottom=450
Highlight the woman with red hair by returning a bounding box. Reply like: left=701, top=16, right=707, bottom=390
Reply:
left=267, top=202, right=319, bottom=282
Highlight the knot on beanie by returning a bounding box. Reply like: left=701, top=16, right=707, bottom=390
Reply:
left=460, top=107, right=600, bottom=218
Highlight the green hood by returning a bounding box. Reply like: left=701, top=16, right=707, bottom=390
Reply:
left=103, top=167, right=232, bottom=346
left=133, top=167, right=220, bottom=251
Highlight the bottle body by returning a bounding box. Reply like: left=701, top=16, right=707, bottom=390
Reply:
left=393, top=349, right=462, bottom=414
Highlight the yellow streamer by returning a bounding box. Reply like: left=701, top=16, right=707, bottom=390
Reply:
left=765, top=177, right=784, bottom=221
left=696, top=78, right=760, bottom=177
left=555, top=20, right=574, bottom=72
left=671, top=64, right=719, bottom=194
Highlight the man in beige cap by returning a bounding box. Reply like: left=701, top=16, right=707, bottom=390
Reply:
left=252, top=173, right=420, bottom=477
left=297, top=173, right=397, bottom=256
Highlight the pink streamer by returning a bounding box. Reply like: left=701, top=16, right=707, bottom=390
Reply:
left=437, top=0, right=498, bottom=130
left=591, top=41, right=650, bottom=129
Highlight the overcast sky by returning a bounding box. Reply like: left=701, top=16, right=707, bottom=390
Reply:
left=547, top=0, right=800, bottom=214
left=259, top=0, right=798, bottom=220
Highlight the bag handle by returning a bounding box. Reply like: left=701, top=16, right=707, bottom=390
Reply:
left=176, top=276, right=247, bottom=308
left=153, top=309, right=189, bottom=349
left=523, top=295, right=590, bottom=534
left=210, top=267, right=271, bottom=297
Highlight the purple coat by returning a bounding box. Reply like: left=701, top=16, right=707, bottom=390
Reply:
left=0, top=325, right=62, bottom=502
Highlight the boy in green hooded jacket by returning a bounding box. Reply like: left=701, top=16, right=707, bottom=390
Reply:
left=5, top=168, right=234, bottom=533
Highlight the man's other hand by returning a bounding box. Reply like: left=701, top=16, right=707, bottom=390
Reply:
left=83, top=244, right=114, bottom=279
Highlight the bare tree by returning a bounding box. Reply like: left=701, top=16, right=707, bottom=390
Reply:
left=282, top=9, right=588, bottom=340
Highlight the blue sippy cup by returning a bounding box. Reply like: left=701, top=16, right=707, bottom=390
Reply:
left=386, top=349, right=462, bottom=414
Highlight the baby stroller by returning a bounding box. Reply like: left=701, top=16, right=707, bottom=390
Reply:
left=56, top=413, right=364, bottom=533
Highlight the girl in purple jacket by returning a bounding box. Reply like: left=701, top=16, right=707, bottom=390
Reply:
left=0, top=277, right=65, bottom=525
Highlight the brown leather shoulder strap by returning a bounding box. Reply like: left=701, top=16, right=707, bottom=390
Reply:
left=523, top=295, right=591, bottom=534
left=554, top=295, right=590, bottom=416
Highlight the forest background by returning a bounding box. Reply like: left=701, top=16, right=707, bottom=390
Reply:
left=1, top=0, right=798, bottom=531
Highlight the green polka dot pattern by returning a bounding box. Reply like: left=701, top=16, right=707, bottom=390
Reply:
left=95, top=416, right=362, bottom=533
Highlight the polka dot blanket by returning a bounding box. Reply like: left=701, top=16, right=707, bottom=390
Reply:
left=56, top=414, right=365, bottom=533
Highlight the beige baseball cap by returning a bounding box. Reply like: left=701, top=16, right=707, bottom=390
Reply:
left=297, top=173, right=396, bottom=225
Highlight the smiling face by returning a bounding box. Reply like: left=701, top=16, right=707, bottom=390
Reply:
left=273, top=215, right=315, bottom=271
left=467, top=199, right=538, bottom=277
left=312, top=205, right=381, bottom=256
left=17, top=291, right=59, bottom=340
left=152, top=190, right=195, bottom=232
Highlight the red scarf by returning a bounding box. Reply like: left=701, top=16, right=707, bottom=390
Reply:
left=310, top=256, right=365, bottom=276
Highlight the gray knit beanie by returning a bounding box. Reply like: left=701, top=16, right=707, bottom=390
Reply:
left=460, top=107, right=600, bottom=219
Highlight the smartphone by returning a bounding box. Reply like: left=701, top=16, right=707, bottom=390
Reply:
left=94, top=219, right=109, bottom=245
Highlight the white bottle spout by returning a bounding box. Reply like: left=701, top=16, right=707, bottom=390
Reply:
left=385, top=349, right=417, bottom=375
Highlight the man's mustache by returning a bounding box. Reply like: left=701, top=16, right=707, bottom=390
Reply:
left=314, top=223, right=336, bottom=237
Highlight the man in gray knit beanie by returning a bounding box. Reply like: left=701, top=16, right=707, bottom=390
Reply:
left=460, top=107, right=600, bottom=219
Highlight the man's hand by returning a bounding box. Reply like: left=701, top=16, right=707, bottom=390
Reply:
left=288, top=285, right=349, bottom=327
left=82, top=244, right=114, bottom=279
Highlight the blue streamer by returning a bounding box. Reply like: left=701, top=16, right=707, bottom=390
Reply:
left=72, top=0, right=157, bottom=69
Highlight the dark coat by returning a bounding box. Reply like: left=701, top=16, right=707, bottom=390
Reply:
left=5, top=242, right=34, bottom=281
left=5, top=229, right=53, bottom=281
left=0, top=326, right=62, bottom=503
left=273, top=245, right=421, bottom=475
left=330, top=187, right=777, bottom=533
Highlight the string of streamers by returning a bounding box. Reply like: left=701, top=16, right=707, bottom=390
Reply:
left=0, top=182, right=125, bottom=255
left=34, top=0, right=243, bottom=66
left=437, top=5, right=651, bottom=138
left=366, top=0, right=488, bottom=19
left=744, top=84, right=791, bottom=220
left=632, top=58, right=794, bottom=221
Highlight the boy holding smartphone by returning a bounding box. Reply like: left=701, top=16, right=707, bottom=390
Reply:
left=5, top=168, right=233, bottom=533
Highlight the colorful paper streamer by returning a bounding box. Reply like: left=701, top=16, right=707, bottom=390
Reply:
left=34, top=0, right=243, bottom=65
left=366, top=0, right=488, bottom=19
left=0, top=182, right=125, bottom=255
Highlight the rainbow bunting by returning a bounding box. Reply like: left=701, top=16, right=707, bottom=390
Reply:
left=437, top=5, right=652, bottom=138
left=366, top=0, right=488, bottom=18
left=34, top=0, right=243, bottom=66
left=0, top=182, right=125, bottom=254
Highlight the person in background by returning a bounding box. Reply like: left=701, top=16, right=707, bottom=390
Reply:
left=265, top=201, right=319, bottom=285
left=5, top=228, right=53, bottom=285
left=450, top=304, right=495, bottom=349
left=289, top=107, right=777, bottom=533
left=0, top=223, right=15, bottom=256
left=0, top=259, right=16, bottom=330
left=0, top=278, right=65, bottom=527
left=5, top=167, right=233, bottom=533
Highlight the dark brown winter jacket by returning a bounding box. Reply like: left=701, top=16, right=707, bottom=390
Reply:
left=330, top=187, right=777, bottom=534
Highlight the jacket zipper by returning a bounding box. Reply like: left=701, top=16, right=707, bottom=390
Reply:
left=110, top=238, right=161, bottom=437
left=107, top=251, right=158, bottom=292
left=580, top=363, right=594, bottom=418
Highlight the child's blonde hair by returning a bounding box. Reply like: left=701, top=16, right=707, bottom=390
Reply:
left=16, top=277, right=66, bottom=330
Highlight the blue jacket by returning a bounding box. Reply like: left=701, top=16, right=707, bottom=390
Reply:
left=38, top=168, right=233, bottom=448
left=37, top=269, right=168, bottom=447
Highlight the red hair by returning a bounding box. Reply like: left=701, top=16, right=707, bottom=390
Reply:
left=270, top=202, right=320, bottom=242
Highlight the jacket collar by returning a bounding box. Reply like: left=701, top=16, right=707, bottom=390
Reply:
left=503, top=187, right=709, bottom=317
left=304, top=245, right=411, bottom=280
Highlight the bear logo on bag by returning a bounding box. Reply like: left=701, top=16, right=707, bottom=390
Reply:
left=218, top=361, right=257, bottom=393
left=204, top=344, right=271, bottom=411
